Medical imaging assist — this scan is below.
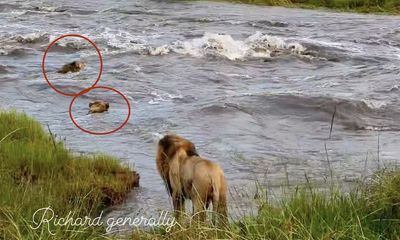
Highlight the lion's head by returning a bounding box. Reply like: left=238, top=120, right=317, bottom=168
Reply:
left=156, top=134, right=198, bottom=193
left=88, top=100, right=109, bottom=114
left=157, top=134, right=198, bottom=160
left=72, top=61, right=86, bottom=71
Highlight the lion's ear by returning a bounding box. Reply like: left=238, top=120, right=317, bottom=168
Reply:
left=186, top=144, right=199, bottom=157
left=159, top=135, right=170, bottom=148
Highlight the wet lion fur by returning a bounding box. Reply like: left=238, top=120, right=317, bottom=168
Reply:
left=57, top=61, right=85, bottom=74
left=88, top=100, right=109, bottom=114
left=156, top=134, right=228, bottom=223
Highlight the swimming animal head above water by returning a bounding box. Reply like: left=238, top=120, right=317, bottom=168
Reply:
left=57, top=61, right=85, bottom=74
left=88, top=100, right=109, bottom=114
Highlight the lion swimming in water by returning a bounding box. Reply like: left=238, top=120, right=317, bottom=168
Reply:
left=58, top=61, right=85, bottom=74
left=88, top=100, right=109, bottom=114
left=156, top=134, right=228, bottom=224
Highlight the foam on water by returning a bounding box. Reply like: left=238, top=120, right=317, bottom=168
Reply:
left=100, top=28, right=146, bottom=50
left=216, top=72, right=252, bottom=79
left=14, top=32, right=49, bottom=43
left=361, top=99, right=387, bottom=109
left=171, top=31, right=306, bottom=60
left=77, top=30, right=308, bottom=61
left=149, top=45, right=171, bottom=56
left=8, top=10, right=27, bottom=16
left=48, top=34, right=92, bottom=49
left=148, top=91, right=183, bottom=105
left=390, top=85, right=399, bottom=91
left=173, top=32, right=249, bottom=60
left=31, top=5, right=60, bottom=12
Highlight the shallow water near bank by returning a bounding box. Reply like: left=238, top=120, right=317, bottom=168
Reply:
left=1, top=0, right=400, bottom=231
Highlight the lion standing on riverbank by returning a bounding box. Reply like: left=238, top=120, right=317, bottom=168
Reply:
left=156, top=134, right=228, bottom=224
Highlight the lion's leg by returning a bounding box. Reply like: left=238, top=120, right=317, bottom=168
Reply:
left=172, top=192, right=185, bottom=221
left=212, top=197, right=219, bottom=225
left=192, top=195, right=207, bottom=223
left=214, top=193, right=228, bottom=227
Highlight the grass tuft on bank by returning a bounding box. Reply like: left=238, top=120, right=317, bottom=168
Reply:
left=131, top=169, right=400, bottom=240
left=0, top=110, right=139, bottom=239
left=210, top=0, right=400, bottom=14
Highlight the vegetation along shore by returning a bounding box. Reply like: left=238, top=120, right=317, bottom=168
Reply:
left=0, top=111, right=139, bottom=239
left=208, top=0, right=400, bottom=14
left=132, top=170, right=400, bottom=239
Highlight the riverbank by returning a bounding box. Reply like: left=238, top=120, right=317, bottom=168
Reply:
left=211, top=0, right=400, bottom=14
left=0, top=111, right=139, bottom=239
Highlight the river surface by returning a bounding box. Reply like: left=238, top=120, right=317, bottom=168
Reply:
left=1, top=0, right=400, bottom=232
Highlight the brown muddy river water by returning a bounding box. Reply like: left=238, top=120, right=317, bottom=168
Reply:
left=1, top=0, right=400, bottom=232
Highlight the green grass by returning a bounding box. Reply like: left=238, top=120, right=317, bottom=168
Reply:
left=206, top=0, right=400, bottom=14
left=0, top=110, right=139, bottom=239
left=131, top=170, right=400, bottom=239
